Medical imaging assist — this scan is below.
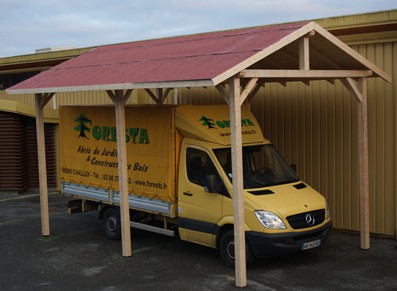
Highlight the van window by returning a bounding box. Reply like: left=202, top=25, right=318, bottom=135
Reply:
left=214, top=145, right=299, bottom=189
left=186, top=148, right=218, bottom=187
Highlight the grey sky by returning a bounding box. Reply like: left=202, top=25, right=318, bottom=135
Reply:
left=1, top=0, right=396, bottom=58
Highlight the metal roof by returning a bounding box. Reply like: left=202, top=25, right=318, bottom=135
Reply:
left=7, top=21, right=390, bottom=94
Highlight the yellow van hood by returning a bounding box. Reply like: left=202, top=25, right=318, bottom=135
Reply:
left=246, top=182, right=326, bottom=218
left=175, top=105, right=264, bottom=146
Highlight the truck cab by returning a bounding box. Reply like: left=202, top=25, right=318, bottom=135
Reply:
left=175, top=106, right=331, bottom=267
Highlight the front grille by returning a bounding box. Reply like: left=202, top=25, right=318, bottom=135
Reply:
left=287, top=209, right=325, bottom=229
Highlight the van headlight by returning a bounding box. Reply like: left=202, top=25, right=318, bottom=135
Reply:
left=255, top=210, right=286, bottom=229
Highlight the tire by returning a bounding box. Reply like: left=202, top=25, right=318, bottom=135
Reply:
left=102, top=207, right=121, bottom=240
left=219, top=230, right=255, bottom=268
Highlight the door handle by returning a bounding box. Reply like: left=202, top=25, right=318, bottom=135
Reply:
left=183, top=192, right=193, bottom=196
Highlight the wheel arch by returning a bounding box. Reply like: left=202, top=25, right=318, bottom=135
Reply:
left=216, top=224, right=233, bottom=249
left=99, top=204, right=119, bottom=220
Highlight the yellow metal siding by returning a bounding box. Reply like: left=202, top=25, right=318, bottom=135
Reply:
left=0, top=90, right=143, bottom=107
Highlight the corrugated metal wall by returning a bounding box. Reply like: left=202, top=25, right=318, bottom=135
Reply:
left=0, top=112, right=57, bottom=192
left=0, top=90, right=140, bottom=107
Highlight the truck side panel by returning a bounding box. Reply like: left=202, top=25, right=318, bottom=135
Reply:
left=60, top=105, right=178, bottom=216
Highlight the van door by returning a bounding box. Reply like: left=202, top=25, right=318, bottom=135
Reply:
left=178, top=145, right=225, bottom=248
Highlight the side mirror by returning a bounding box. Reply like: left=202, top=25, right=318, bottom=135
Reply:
left=205, top=175, right=219, bottom=193
left=290, top=164, right=297, bottom=173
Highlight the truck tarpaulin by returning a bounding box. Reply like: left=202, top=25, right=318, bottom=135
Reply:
left=60, top=105, right=176, bottom=203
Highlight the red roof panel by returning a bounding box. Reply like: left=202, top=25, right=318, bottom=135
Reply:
left=9, top=21, right=309, bottom=92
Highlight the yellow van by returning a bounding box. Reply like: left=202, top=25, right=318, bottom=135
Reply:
left=60, top=104, right=331, bottom=267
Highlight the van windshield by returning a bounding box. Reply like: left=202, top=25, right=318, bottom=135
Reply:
left=214, top=145, right=299, bottom=189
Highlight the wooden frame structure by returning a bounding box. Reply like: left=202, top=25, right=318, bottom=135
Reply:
left=7, top=21, right=390, bottom=287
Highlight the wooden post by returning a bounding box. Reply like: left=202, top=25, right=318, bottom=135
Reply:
left=229, top=77, right=247, bottom=287
left=358, top=78, right=370, bottom=249
left=34, top=93, right=54, bottom=236
left=299, top=36, right=310, bottom=70
left=107, top=89, right=133, bottom=257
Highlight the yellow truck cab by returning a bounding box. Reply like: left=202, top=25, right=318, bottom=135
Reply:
left=60, top=104, right=331, bottom=267
left=175, top=105, right=331, bottom=266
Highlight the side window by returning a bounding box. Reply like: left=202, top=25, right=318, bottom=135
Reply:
left=186, top=148, right=218, bottom=187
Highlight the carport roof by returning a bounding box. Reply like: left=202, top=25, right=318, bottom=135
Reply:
left=6, top=21, right=390, bottom=94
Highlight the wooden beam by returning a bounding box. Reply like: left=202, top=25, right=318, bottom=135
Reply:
left=299, top=36, right=310, bottom=70
left=107, top=89, right=132, bottom=104
left=246, top=80, right=265, bottom=106
left=240, top=69, right=373, bottom=79
left=39, top=93, right=55, bottom=109
left=341, top=78, right=362, bottom=103
left=145, top=88, right=172, bottom=104
left=34, top=93, right=54, bottom=236
left=357, top=78, right=370, bottom=249
left=144, top=89, right=157, bottom=103
left=216, top=84, right=230, bottom=105
left=107, top=89, right=133, bottom=257
left=155, top=88, right=163, bottom=104
left=106, top=90, right=116, bottom=100
left=162, top=88, right=172, bottom=103
left=240, top=78, right=258, bottom=106
left=278, top=81, right=287, bottom=87
left=228, top=77, right=247, bottom=287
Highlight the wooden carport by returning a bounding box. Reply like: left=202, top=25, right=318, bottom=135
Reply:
left=7, top=21, right=390, bottom=287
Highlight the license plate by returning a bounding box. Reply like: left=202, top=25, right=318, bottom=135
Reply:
left=302, top=239, right=321, bottom=250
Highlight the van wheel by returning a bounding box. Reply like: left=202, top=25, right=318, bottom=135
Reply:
left=219, top=230, right=255, bottom=268
left=102, top=207, right=121, bottom=240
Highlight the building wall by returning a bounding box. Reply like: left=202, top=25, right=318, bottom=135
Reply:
left=0, top=111, right=57, bottom=192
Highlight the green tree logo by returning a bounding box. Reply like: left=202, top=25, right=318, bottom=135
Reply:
left=74, top=113, right=92, bottom=139
left=199, top=115, right=216, bottom=129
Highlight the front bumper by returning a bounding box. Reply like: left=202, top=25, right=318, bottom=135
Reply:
left=246, top=221, right=332, bottom=258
